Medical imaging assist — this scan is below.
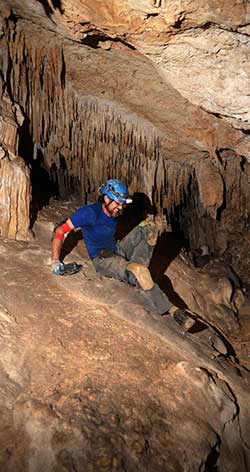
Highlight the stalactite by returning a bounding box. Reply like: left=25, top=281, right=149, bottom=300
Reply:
left=2, top=19, right=161, bottom=204
left=2, top=18, right=250, bottom=255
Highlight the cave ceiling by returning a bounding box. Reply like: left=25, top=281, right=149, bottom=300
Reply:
left=1, top=0, right=250, bottom=160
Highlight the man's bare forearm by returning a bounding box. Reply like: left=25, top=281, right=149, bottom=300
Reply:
left=51, top=218, right=74, bottom=261
left=51, top=237, right=64, bottom=261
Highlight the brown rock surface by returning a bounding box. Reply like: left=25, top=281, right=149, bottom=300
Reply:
left=0, top=152, right=32, bottom=239
left=0, top=83, right=32, bottom=240
left=18, top=0, right=250, bottom=131
left=1, top=2, right=250, bottom=468
left=0, top=204, right=250, bottom=470
left=196, top=159, right=224, bottom=219
left=165, top=251, right=241, bottom=338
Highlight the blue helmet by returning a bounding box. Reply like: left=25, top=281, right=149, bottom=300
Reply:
left=100, top=179, right=132, bottom=204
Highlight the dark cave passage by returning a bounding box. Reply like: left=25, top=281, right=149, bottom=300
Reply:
left=18, top=117, right=58, bottom=225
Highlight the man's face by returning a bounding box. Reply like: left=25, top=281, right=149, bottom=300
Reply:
left=103, top=196, right=125, bottom=217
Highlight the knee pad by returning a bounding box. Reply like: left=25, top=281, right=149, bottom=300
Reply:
left=126, top=262, right=154, bottom=290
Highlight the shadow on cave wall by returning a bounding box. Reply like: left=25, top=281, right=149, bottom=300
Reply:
left=117, top=192, right=186, bottom=307
left=116, top=192, right=153, bottom=240
left=30, top=150, right=58, bottom=225
left=150, top=230, right=187, bottom=309
left=36, top=0, right=64, bottom=18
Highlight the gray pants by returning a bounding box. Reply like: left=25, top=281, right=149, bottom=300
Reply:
left=92, top=224, right=172, bottom=315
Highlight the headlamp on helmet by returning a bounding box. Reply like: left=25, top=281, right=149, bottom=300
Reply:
left=100, top=179, right=132, bottom=204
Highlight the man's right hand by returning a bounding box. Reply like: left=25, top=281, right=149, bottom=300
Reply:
left=51, top=260, right=65, bottom=275
left=51, top=260, right=82, bottom=276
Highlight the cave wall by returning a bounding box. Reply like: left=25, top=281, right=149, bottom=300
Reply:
left=2, top=18, right=162, bottom=204
left=156, top=152, right=250, bottom=255
left=1, top=1, right=250, bottom=255
left=0, top=76, right=32, bottom=240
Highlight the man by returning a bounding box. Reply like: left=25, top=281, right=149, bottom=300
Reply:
left=51, top=179, right=190, bottom=320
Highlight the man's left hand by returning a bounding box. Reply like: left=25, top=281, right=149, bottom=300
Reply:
left=154, top=214, right=172, bottom=235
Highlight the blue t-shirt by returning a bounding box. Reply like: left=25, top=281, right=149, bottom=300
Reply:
left=70, top=202, right=118, bottom=259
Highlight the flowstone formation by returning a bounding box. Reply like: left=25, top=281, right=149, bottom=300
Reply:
left=0, top=81, right=32, bottom=240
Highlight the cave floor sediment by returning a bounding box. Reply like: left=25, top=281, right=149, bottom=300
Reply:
left=0, top=201, right=250, bottom=470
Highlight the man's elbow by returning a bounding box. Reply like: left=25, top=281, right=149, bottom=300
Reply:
left=52, top=219, right=74, bottom=241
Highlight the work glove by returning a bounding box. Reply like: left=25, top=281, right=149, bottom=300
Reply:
left=139, top=214, right=172, bottom=246
left=51, top=260, right=82, bottom=276
left=138, top=216, right=157, bottom=246
left=154, top=213, right=172, bottom=236
left=51, top=259, right=65, bottom=275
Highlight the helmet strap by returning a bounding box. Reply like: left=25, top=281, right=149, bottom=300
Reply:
left=104, top=199, right=124, bottom=216
left=104, top=199, right=114, bottom=216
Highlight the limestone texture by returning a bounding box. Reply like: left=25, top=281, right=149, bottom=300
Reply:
left=1, top=0, right=250, bottom=256
left=0, top=83, right=32, bottom=240
left=0, top=203, right=249, bottom=471
left=0, top=2, right=250, bottom=468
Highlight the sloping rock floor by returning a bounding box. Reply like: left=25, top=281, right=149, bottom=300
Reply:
left=0, top=200, right=250, bottom=471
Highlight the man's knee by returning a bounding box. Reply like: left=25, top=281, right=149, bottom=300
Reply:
left=126, top=262, right=154, bottom=290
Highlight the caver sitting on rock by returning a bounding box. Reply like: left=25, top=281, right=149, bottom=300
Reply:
left=51, top=178, right=193, bottom=323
